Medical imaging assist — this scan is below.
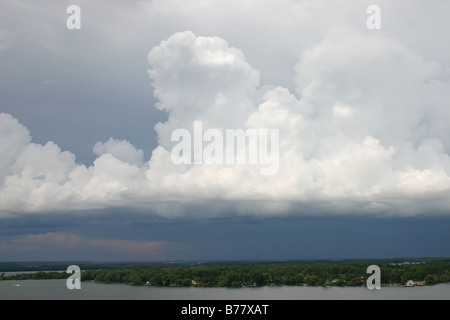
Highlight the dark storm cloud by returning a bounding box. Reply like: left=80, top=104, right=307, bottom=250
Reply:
left=2, top=212, right=450, bottom=261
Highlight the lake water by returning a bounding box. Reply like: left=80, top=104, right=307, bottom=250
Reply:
left=1, top=280, right=449, bottom=300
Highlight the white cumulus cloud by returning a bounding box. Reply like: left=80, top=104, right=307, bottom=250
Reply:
left=1, top=20, right=450, bottom=218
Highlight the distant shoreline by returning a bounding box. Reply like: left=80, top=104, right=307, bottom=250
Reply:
left=2, top=257, right=449, bottom=288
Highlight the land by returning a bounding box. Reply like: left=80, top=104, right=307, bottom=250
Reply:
left=1, top=257, right=449, bottom=288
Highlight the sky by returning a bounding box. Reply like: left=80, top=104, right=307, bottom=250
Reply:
left=1, top=0, right=450, bottom=262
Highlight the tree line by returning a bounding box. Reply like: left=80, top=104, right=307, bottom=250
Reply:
left=1, top=259, right=449, bottom=287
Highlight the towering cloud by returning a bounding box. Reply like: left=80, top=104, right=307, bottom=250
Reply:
left=1, top=25, right=450, bottom=218
left=147, top=31, right=260, bottom=149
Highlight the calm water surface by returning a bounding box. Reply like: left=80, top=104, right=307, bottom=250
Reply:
left=1, top=280, right=449, bottom=300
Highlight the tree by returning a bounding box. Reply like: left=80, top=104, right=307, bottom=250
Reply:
left=304, top=275, right=320, bottom=286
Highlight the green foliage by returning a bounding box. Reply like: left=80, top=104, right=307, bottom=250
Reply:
left=1, top=258, right=449, bottom=288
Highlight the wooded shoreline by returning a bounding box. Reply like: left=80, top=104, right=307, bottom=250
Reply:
left=1, top=258, right=449, bottom=288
